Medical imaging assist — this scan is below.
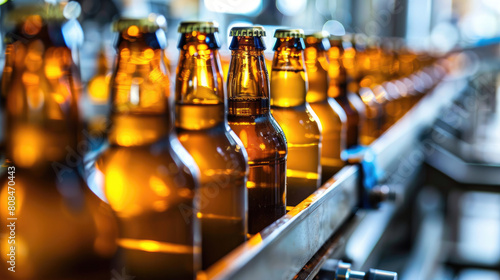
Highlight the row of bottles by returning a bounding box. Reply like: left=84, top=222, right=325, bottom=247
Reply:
left=0, top=2, right=449, bottom=279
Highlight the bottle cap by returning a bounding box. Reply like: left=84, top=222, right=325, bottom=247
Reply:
left=305, top=30, right=330, bottom=39
left=229, top=26, right=266, bottom=37
left=274, top=28, right=305, bottom=39
left=6, top=2, right=79, bottom=23
left=178, top=21, right=219, bottom=33
left=112, top=14, right=166, bottom=32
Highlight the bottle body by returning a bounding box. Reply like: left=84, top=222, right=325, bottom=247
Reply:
left=271, top=33, right=322, bottom=206
left=175, top=26, right=248, bottom=269
left=97, top=21, right=200, bottom=279
left=270, top=72, right=322, bottom=205
left=304, top=35, right=346, bottom=183
left=329, top=38, right=364, bottom=149
left=0, top=13, right=117, bottom=279
left=227, top=31, right=287, bottom=235
left=350, top=37, right=383, bottom=145
left=228, top=110, right=286, bottom=234
left=97, top=135, right=200, bottom=280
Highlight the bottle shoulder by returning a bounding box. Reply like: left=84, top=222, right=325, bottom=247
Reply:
left=271, top=104, right=322, bottom=134
left=228, top=114, right=287, bottom=161
left=177, top=124, right=248, bottom=171
left=97, top=137, right=200, bottom=190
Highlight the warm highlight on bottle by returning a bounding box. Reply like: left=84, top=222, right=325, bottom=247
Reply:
left=227, top=26, right=287, bottom=235
left=175, top=21, right=249, bottom=269
left=96, top=16, right=201, bottom=279
left=270, top=29, right=322, bottom=206
left=1, top=5, right=117, bottom=279
left=304, top=31, right=346, bottom=184
left=328, top=35, right=365, bottom=149
left=344, top=34, right=382, bottom=146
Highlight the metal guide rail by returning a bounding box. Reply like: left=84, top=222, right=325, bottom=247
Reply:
left=201, top=76, right=469, bottom=280
left=202, top=166, right=359, bottom=280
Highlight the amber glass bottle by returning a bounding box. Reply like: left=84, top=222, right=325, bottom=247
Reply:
left=96, top=17, right=201, bottom=279
left=175, top=21, right=248, bottom=269
left=227, top=26, right=287, bottom=235
left=347, top=35, right=383, bottom=145
left=270, top=29, right=322, bottom=206
left=0, top=4, right=117, bottom=279
left=304, top=31, right=346, bottom=184
left=328, top=35, right=364, bottom=149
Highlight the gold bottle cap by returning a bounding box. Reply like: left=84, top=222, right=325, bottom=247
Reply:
left=112, top=14, right=166, bottom=32
left=229, top=26, right=266, bottom=37
left=274, top=28, right=305, bottom=39
left=178, top=21, right=219, bottom=33
left=6, top=2, right=79, bottom=23
left=305, top=30, right=330, bottom=39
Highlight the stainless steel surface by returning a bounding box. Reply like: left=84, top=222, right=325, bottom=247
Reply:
left=202, top=166, right=359, bottom=280
left=426, top=142, right=500, bottom=185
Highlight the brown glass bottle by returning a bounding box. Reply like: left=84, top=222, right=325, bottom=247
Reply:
left=269, top=28, right=322, bottom=207
left=227, top=26, right=287, bottom=235
left=96, top=17, right=201, bottom=280
left=175, top=21, right=248, bottom=269
left=0, top=5, right=117, bottom=279
left=328, top=35, right=365, bottom=149
left=345, top=35, right=383, bottom=145
left=304, top=31, right=346, bottom=184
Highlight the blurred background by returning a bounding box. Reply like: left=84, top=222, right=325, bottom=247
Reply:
left=1, top=1, right=500, bottom=280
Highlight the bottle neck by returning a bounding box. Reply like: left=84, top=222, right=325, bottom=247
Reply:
left=228, top=36, right=270, bottom=116
left=328, top=41, right=348, bottom=99
left=271, top=38, right=307, bottom=107
left=175, top=32, right=225, bottom=130
left=304, top=41, right=329, bottom=103
left=4, top=24, right=80, bottom=169
left=109, top=31, right=172, bottom=146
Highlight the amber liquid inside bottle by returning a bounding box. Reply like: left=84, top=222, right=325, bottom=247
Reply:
left=270, top=42, right=322, bottom=206
left=0, top=16, right=117, bottom=280
left=175, top=30, right=248, bottom=269
left=304, top=37, right=346, bottom=183
left=329, top=39, right=364, bottom=149
left=96, top=25, right=200, bottom=280
left=344, top=38, right=382, bottom=146
left=227, top=35, right=287, bottom=235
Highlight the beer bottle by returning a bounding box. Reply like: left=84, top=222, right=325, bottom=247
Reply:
left=270, top=29, right=322, bottom=206
left=175, top=21, right=248, bottom=269
left=304, top=31, right=346, bottom=184
left=345, top=34, right=383, bottom=145
left=227, top=26, right=287, bottom=235
left=328, top=35, right=365, bottom=149
left=0, top=4, right=117, bottom=279
left=96, top=16, right=201, bottom=279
